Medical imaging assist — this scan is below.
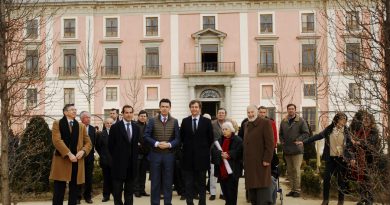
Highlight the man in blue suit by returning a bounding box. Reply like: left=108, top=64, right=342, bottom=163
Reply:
left=180, top=100, right=214, bottom=205
left=144, top=98, right=180, bottom=205
left=108, top=105, right=139, bottom=205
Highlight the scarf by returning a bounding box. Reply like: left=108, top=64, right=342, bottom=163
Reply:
left=219, top=136, right=232, bottom=180
left=58, top=116, right=79, bottom=155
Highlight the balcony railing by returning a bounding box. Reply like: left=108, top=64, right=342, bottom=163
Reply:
left=257, top=63, right=277, bottom=75
left=142, top=65, right=162, bottom=78
left=183, top=62, right=235, bottom=76
left=299, top=63, right=320, bottom=75
left=343, top=61, right=365, bottom=74
left=59, top=66, right=79, bottom=79
left=101, top=66, right=121, bottom=78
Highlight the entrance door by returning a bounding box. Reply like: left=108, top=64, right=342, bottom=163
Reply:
left=201, top=101, right=219, bottom=119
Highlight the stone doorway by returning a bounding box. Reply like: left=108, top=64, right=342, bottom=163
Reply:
left=202, top=101, right=220, bottom=119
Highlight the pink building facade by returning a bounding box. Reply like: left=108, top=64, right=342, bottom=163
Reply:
left=26, top=0, right=354, bottom=132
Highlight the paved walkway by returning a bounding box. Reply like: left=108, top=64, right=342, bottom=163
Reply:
left=15, top=177, right=359, bottom=205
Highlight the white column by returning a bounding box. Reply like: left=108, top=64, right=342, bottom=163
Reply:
left=225, top=85, right=232, bottom=115
left=239, top=13, right=249, bottom=75
left=170, top=14, right=179, bottom=75
left=189, top=85, right=195, bottom=100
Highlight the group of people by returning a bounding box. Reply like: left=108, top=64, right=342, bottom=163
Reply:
left=49, top=101, right=381, bottom=205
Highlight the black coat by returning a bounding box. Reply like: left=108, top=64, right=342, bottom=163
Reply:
left=85, top=125, right=96, bottom=163
left=180, top=116, right=214, bottom=171
left=108, top=120, right=139, bottom=180
left=211, top=135, right=243, bottom=180
left=95, top=129, right=112, bottom=167
left=303, top=124, right=354, bottom=161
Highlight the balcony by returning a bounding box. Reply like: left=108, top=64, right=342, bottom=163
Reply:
left=343, top=61, right=365, bottom=75
left=142, top=65, right=162, bottom=78
left=59, top=67, right=79, bottom=79
left=299, top=63, right=320, bottom=75
left=101, top=66, right=121, bottom=78
left=257, top=63, right=277, bottom=76
left=183, top=62, right=235, bottom=76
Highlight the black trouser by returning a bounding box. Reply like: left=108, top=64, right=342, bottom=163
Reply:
left=101, top=164, right=113, bottom=199
left=249, top=187, right=273, bottom=205
left=173, top=159, right=185, bottom=195
left=323, top=156, right=347, bottom=201
left=112, top=176, right=134, bottom=205
left=53, top=162, right=79, bottom=205
left=134, top=154, right=148, bottom=193
left=78, top=159, right=94, bottom=200
left=220, top=176, right=239, bottom=205
left=183, top=170, right=206, bottom=205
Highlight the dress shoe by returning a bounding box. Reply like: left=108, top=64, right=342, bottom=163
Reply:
left=141, top=192, right=150, bottom=196
left=292, top=192, right=300, bottom=198
left=286, top=191, right=295, bottom=197
left=134, top=192, right=141, bottom=198
left=76, top=199, right=81, bottom=204
left=85, top=199, right=93, bottom=204
left=321, top=200, right=329, bottom=205
left=209, top=195, right=216, bottom=200
left=180, top=195, right=186, bottom=200
left=194, top=195, right=199, bottom=200
left=219, top=194, right=225, bottom=200
left=102, top=197, right=109, bottom=202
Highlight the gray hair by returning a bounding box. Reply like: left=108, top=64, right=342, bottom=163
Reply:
left=203, top=113, right=211, bottom=120
left=222, top=121, right=235, bottom=133
left=247, top=105, right=258, bottom=112
left=79, top=111, right=90, bottom=118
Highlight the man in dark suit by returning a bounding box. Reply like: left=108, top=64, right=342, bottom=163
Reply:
left=108, top=105, right=139, bottom=205
left=144, top=99, right=180, bottom=205
left=96, top=118, right=114, bottom=202
left=180, top=100, right=214, bottom=205
left=78, top=111, right=96, bottom=204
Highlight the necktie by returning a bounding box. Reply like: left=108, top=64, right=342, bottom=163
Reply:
left=126, top=122, right=132, bottom=142
left=163, top=117, right=167, bottom=125
left=69, top=121, right=73, bottom=127
left=193, top=118, right=197, bottom=133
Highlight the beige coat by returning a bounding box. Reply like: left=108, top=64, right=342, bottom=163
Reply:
left=49, top=120, right=92, bottom=184
left=243, top=117, right=274, bottom=189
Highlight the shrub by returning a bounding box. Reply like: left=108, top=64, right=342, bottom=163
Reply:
left=301, top=167, right=322, bottom=196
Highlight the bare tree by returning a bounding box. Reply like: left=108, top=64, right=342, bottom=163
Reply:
left=125, top=67, right=144, bottom=113
left=320, top=0, right=390, bottom=203
left=77, top=17, right=104, bottom=113
left=0, top=1, right=57, bottom=204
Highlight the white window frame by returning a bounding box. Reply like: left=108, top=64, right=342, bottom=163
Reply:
left=345, top=9, right=362, bottom=32
left=303, top=83, right=316, bottom=98
left=258, top=11, right=275, bottom=35
left=25, top=17, right=40, bottom=40
left=144, top=85, right=160, bottom=109
left=61, top=17, right=78, bottom=39
left=299, top=11, right=316, bottom=34
left=103, top=16, right=120, bottom=38
left=63, top=87, right=75, bottom=105
left=26, top=87, right=38, bottom=109
left=105, top=86, right=119, bottom=102
left=200, top=14, right=218, bottom=30
left=102, top=45, right=120, bottom=68
left=143, top=14, right=160, bottom=38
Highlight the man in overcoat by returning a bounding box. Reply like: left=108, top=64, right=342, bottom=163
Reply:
left=243, top=105, right=274, bottom=205
left=50, top=104, right=92, bottom=205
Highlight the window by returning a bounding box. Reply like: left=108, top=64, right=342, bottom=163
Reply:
left=146, top=87, right=158, bottom=101
left=106, top=87, right=117, bottom=101
left=261, top=85, right=273, bottom=99
left=63, top=49, right=77, bottom=76
left=260, top=45, right=274, bottom=72
left=26, top=88, right=37, bottom=107
left=349, top=83, right=360, bottom=101
left=64, top=88, right=75, bottom=105
left=301, top=13, right=315, bottom=33
left=105, top=18, right=118, bottom=37
left=104, top=48, right=119, bottom=76
left=146, top=17, right=158, bottom=36
left=301, top=44, right=316, bottom=72
left=26, top=50, right=39, bottom=76
left=145, top=47, right=159, bottom=68
left=304, top=84, right=315, bottom=97
left=302, top=107, right=316, bottom=131
left=63, top=19, right=76, bottom=38
left=346, top=11, right=359, bottom=31
left=260, top=14, right=273, bottom=34
left=203, top=16, right=215, bottom=29
left=267, top=107, right=276, bottom=120
left=346, top=43, right=360, bottom=69
left=26, top=19, right=38, bottom=39
left=104, top=109, right=112, bottom=119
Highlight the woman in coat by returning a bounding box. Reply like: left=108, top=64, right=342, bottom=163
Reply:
left=350, top=110, right=380, bottom=205
left=297, top=112, right=354, bottom=205
left=211, top=121, right=243, bottom=205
